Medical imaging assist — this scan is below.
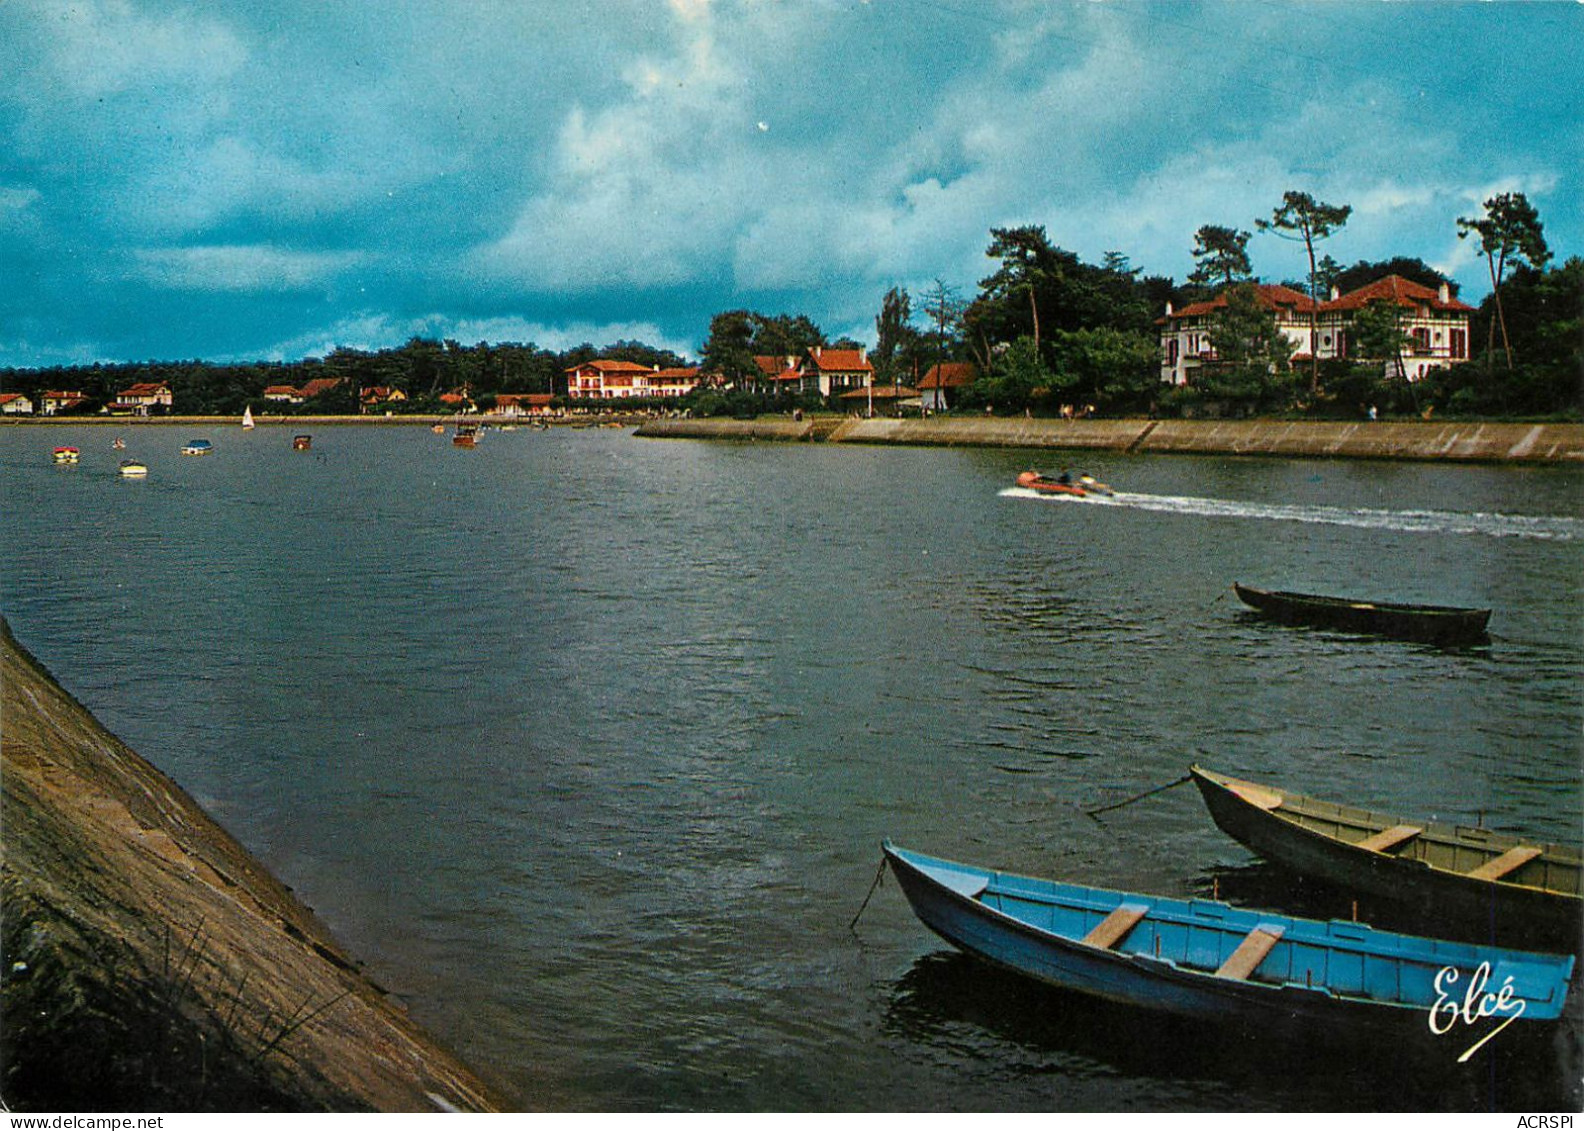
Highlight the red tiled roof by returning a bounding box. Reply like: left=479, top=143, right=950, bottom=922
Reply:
left=652, top=367, right=700, bottom=380
left=0, top=393, right=28, bottom=404
left=43, top=390, right=87, bottom=400
left=120, top=382, right=170, bottom=396
left=1323, top=274, right=1473, bottom=313
left=753, top=355, right=796, bottom=376
left=1164, top=284, right=1316, bottom=322
left=919, top=362, right=976, bottom=389
left=263, top=385, right=300, bottom=396
left=808, top=348, right=872, bottom=372
left=564, top=359, right=653, bottom=374
left=300, top=377, right=343, bottom=397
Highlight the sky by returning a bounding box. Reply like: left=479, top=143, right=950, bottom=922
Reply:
left=1, top=0, right=1579, bottom=370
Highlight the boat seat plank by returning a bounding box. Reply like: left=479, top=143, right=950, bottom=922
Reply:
left=1466, top=845, right=1543, bottom=882
left=1230, top=784, right=1284, bottom=812
left=1216, top=925, right=1285, bottom=981
left=1356, top=824, right=1423, bottom=854
left=1082, top=903, right=1149, bottom=951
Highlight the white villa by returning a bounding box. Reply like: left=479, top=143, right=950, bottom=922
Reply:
left=1159, top=275, right=1474, bottom=386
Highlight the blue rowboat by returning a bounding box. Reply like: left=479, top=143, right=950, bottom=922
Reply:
left=882, top=841, right=1573, bottom=1039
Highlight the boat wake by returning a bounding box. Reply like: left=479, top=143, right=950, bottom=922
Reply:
left=1001, top=487, right=1581, bottom=541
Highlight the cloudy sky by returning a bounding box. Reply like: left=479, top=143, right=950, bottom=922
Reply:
left=1, top=0, right=1578, bottom=369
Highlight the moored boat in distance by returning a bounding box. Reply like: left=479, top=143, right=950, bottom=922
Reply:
left=181, top=439, right=214, bottom=456
left=293, top=434, right=312, bottom=451
left=51, top=446, right=80, bottom=464
left=118, top=460, right=148, bottom=478
left=1015, top=470, right=1113, bottom=498
left=1189, top=765, right=1582, bottom=948
left=881, top=841, right=1573, bottom=1040
left=453, top=422, right=480, bottom=448
left=242, top=405, right=255, bottom=429
left=1231, top=582, right=1491, bottom=646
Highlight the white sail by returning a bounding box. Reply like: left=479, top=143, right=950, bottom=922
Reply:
left=242, top=406, right=255, bottom=429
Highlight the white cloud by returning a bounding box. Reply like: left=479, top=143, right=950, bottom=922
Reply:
left=32, top=0, right=245, bottom=101
left=129, top=245, right=363, bottom=292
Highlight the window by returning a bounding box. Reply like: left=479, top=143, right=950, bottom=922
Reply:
left=1412, top=327, right=1431, bottom=354
left=1450, top=328, right=1467, bottom=359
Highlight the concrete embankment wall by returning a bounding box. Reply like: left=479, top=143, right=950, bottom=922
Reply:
left=0, top=619, right=510, bottom=1112
left=637, top=416, right=1584, bottom=463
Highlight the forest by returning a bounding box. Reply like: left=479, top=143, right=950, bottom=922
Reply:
left=3, top=191, right=1577, bottom=420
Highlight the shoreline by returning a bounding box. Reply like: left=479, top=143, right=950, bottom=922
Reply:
left=7, top=413, right=1582, bottom=463
left=633, top=415, right=1584, bottom=464
left=0, top=618, right=514, bottom=1112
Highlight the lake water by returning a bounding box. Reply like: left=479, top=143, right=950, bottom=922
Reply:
left=4, top=423, right=1581, bottom=1111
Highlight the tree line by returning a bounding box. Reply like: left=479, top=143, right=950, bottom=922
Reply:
left=3, top=190, right=1577, bottom=420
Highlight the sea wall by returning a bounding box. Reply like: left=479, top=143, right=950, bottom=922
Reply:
left=0, top=619, right=511, bottom=1112
left=636, top=416, right=1584, bottom=464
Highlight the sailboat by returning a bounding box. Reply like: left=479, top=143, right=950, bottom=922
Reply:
left=242, top=405, right=255, bottom=429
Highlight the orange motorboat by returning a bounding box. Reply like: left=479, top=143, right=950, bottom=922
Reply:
left=1015, top=470, right=1112, bottom=497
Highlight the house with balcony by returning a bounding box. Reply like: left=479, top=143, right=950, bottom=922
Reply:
left=564, top=360, right=703, bottom=399
left=1314, top=276, right=1474, bottom=381
left=749, top=346, right=873, bottom=398
left=41, top=390, right=92, bottom=415
left=110, top=381, right=173, bottom=415
left=1158, top=285, right=1316, bottom=386
left=1158, top=275, right=1473, bottom=386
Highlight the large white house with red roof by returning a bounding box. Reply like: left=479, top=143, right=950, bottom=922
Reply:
left=110, top=381, right=173, bottom=415
left=750, top=346, right=873, bottom=398
left=1159, top=275, right=1473, bottom=386
left=565, top=360, right=703, bottom=399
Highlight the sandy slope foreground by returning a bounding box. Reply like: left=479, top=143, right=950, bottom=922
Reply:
left=0, top=618, right=512, bottom=1112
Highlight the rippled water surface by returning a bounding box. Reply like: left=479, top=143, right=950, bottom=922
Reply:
left=4, top=424, right=1581, bottom=1111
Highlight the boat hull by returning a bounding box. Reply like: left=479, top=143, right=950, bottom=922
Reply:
left=883, top=842, right=1572, bottom=1040
left=1232, top=583, right=1490, bottom=646
left=1191, top=766, right=1582, bottom=949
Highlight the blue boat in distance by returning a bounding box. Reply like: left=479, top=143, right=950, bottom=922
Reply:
left=882, top=842, right=1574, bottom=1040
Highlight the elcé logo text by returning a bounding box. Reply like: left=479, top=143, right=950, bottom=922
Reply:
left=1427, top=961, right=1526, bottom=1062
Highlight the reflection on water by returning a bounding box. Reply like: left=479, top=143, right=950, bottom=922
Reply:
left=3, top=426, right=1581, bottom=1110
left=883, top=951, right=1581, bottom=1112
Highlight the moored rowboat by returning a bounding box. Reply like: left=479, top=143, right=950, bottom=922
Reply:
left=1232, top=582, right=1490, bottom=645
left=882, top=841, right=1573, bottom=1037
left=1190, top=765, right=1582, bottom=948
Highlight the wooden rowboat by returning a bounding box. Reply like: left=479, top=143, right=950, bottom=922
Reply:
left=882, top=841, right=1573, bottom=1038
left=1232, top=582, right=1490, bottom=646
left=1190, top=765, right=1582, bottom=948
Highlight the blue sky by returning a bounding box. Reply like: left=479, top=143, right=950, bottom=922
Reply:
left=1, top=0, right=1578, bottom=369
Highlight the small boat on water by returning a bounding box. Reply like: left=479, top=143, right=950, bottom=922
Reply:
left=292, top=434, right=312, bottom=451
left=881, top=841, right=1573, bottom=1038
left=118, top=460, right=148, bottom=478
left=453, top=422, right=480, bottom=448
left=112, top=437, right=126, bottom=450
left=1015, top=470, right=1113, bottom=498
left=431, top=423, right=446, bottom=434
left=52, top=446, right=80, bottom=464
left=1231, top=582, right=1491, bottom=646
left=181, top=439, right=213, bottom=456
left=242, top=406, right=255, bottom=429
left=1189, top=765, right=1582, bottom=947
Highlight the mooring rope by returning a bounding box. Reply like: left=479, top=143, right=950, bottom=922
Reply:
left=1083, top=773, right=1193, bottom=820
left=849, top=855, right=888, bottom=932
